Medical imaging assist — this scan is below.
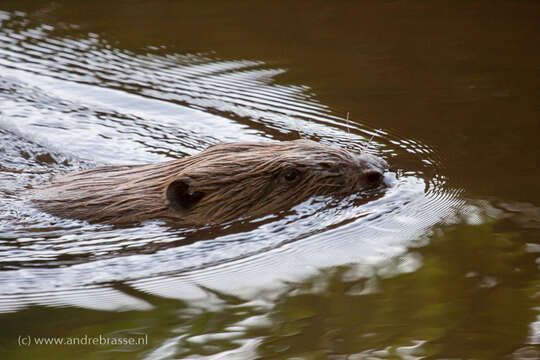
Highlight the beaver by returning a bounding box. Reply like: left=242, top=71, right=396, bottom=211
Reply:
left=30, top=139, right=388, bottom=225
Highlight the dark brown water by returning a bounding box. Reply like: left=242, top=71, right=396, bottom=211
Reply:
left=0, top=1, right=538, bottom=359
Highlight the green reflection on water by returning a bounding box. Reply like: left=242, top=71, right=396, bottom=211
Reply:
left=1, top=219, right=537, bottom=359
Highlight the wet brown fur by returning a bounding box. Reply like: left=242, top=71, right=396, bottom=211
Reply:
left=31, top=140, right=387, bottom=225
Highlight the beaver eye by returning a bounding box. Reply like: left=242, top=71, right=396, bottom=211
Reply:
left=320, top=163, right=332, bottom=170
left=282, top=168, right=301, bottom=183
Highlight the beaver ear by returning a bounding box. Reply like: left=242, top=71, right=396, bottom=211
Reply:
left=166, top=179, right=205, bottom=213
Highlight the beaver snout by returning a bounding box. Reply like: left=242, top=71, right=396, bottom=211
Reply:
left=364, top=168, right=384, bottom=185
left=356, top=153, right=389, bottom=188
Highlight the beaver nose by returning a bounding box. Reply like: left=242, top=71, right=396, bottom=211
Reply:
left=356, top=153, right=388, bottom=186
left=365, top=168, right=384, bottom=185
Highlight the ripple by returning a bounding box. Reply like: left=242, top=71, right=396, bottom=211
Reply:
left=0, top=10, right=462, bottom=312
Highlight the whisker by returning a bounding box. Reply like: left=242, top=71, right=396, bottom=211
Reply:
left=362, top=134, right=375, bottom=153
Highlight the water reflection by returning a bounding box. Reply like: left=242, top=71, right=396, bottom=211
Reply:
left=0, top=4, right=538, bottom=360
left=1, top=214, right=537, bottom=359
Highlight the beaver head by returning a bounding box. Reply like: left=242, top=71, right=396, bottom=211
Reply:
left=32, top=140, right=388, bottom=225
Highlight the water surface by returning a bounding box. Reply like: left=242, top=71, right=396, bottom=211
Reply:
left=0, top=1, right=538, bottom=359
